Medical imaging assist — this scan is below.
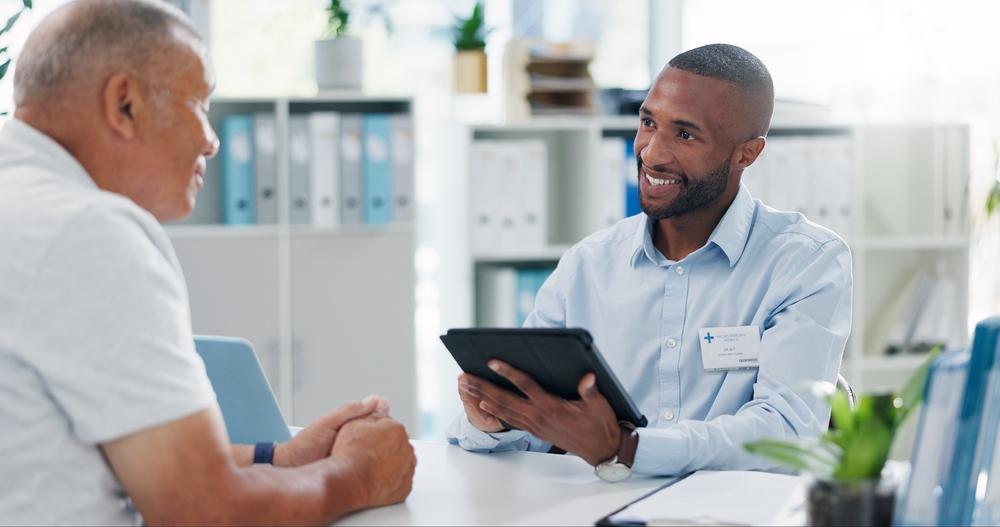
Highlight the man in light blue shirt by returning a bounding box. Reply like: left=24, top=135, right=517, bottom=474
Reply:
left=448, top=44, right=852, bottom=478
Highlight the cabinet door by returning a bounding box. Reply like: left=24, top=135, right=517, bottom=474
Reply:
left=290, top=230, right=416, bottom=430
left=171, top=236, right=283, bottom=408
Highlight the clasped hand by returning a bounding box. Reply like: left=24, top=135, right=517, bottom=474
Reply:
left=458, top=360, right=621, bottom=466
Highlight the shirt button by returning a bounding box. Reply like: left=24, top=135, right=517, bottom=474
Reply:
left=663, top=410, right=675, bottom=421
left=675, top=265, right=685, bottom=275
left=666, top=338, right=678, bottom=348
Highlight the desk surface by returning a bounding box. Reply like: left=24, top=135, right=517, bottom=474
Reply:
left=334, top=440, right=673, bottom=526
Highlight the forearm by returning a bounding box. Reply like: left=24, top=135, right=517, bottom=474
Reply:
left=143, top=458, right=365, bottom=526
left=633, top=399, right=822, bottom=476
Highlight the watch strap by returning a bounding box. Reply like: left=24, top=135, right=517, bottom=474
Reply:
left=616, top=421, right=639, bottom=468
left=253, top=442, right=277, bottom=464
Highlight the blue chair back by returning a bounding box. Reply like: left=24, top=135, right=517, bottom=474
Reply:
left=194, top=335, right=291, bottom=444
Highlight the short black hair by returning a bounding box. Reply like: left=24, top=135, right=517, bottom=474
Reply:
left=668, top=43, right=773, bottom=97
left=668, top=43, right=774, bottom=136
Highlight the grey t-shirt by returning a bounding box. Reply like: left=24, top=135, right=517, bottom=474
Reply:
left=0, top=120, right=216, bottom=525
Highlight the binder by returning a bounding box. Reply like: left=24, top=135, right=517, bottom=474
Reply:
left=390, top=115, right=414, bottom=222
left=339, top=114, right=363, bottom=224
left=894, top=350, right=970, bottom=526
left=221, top=114, right=255, bottom=225
left=253, top=113, right=278, bottom=224
left=514, top=140, right=548, bottom=250
left=287, top=115, right=311, bottom=224
left=476, top=266, right=517, bottom=327
left=362, top=114, right=393, bottom=225
left=623, top=140, right=640, bottom=217
left=595, top=138, right=627, bottom=232
left=308, top=112, right=340, bottom=227
left=515, top=267, right=553, bottom=326
left=469, top=141, right=501, bottom=255
left=939, top=317, right=1000, bottom=525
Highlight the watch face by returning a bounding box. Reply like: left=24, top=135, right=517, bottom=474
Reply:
left=596, top=462, right=633, bottom=483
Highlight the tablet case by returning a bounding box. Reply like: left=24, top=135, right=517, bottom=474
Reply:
left=440, top=327, right=648, bottom=427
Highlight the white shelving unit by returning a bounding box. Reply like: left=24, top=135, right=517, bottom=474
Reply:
left=438, top=118, right=971, bottom=397
left=166, top=96, right=417, bottom=431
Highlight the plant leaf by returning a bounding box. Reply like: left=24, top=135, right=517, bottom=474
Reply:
left=829, top=390, right=854, bottom=434
left=23, top=0, right=33, bottom=9
left=987, top=180, right=1000, bottom=218
left=0, top=58, right=11, bottom=81
left=0, top=9, right=23, bottom=36
left=894, top=345, right=942, bottom=427
left=744, top=439, right=838, bottom=478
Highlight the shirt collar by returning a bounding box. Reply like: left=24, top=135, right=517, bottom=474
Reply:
left=1, top=118, right=96, bottom=190
left=628, top=183, right=756, bottom=269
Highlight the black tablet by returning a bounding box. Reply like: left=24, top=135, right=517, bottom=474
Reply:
left=440, top=327, right=648, bottom=428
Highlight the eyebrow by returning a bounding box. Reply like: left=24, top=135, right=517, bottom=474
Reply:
left=639, top=107, right=705, bottom=133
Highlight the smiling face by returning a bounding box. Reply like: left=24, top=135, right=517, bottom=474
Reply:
left=132, top=39, right=218, bottom=222
left=634, top=67, right=758, bottom=220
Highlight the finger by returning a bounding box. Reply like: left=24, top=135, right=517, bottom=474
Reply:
left=465, top=378, right=531, bottom=414
left=322, top=398, right=378, bottom=429
left=478, top=399, right=532, bottom=430
left=577, top=373, right=600, bottom=401
left=488, top=360, right=545, bottom=399
left=364, top=395, right=391, bottom=417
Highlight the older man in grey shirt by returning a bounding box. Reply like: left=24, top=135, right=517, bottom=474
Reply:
left=0, top=1, right=416, bottom=524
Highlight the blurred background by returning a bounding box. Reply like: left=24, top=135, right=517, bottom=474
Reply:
left=2, top=0, right=999, bottom=443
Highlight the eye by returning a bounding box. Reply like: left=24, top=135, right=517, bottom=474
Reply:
left=641, top=118, right=654, bottom=129
left=678, top=129, right=695, bottom=141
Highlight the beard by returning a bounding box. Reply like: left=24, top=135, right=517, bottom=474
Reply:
left=638, top=156, right=731, bottom=220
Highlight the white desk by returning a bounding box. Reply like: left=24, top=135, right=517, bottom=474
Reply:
left=334, top=440, right=674, bottom=526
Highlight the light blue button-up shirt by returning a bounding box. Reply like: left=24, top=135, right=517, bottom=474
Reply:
left=447, top=183, right=853, bottom=476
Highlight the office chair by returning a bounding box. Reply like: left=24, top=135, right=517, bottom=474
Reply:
left=836, top=373, right=857, bottom=410
left=193, top=335, right=292, bottom=444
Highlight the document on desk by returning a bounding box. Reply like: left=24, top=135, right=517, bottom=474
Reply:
left=603, top=470, right=807, bottom=526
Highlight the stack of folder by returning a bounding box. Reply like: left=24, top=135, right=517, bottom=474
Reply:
left=219, top=112, right=413, bottom=226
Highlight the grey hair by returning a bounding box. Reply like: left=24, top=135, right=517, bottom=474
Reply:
left=668, top=43, right=774, bottom=136
left=13, top=0, right=201, bottom=107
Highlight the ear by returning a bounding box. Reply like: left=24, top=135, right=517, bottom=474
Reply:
left=732, top=136, right=766, bottom=170
left=101, top=73, right=146, bottom=141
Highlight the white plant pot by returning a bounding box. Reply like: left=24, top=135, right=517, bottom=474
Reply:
left=314, top=36, right=362, bottom=91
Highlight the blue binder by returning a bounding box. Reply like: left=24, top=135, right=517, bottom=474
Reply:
left=221, top=115, right=256, bottom=224
left=362, top=114, right=393, bottom=225
left=940, top=317, right=1000, bottom=526
left=624, top=140, right=640, bottom=217
left=894, top=350, right=970, bottom=526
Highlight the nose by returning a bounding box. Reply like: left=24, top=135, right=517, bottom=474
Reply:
left=204, top=126, right=220, bottom=160
left=637, top=132, right=677, bottom=169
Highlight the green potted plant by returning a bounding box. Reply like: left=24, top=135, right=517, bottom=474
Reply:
left=314, top=0, right=362, bottom=91
left=1, top=0, right=32, bottom=115
left=744, top=348, right=941, bottom=527
left=452, top=1, right=489, bottom=93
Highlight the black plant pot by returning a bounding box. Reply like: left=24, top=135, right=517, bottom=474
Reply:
left=807, top=478, right=896, bottom=527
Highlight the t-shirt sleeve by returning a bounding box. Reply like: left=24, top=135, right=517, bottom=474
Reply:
left=15, top=205, right=216, bottom=444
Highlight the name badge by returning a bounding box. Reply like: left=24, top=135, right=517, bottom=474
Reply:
left=699, top=326, right=761, bottom=371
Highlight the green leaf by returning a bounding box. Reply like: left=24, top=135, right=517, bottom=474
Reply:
left=0, top=9, right=23, bottom=36
left=744, top=439, right=838, bottom=478
left=987, top=180, right=1000, bottom=218
left=0, top=58, right=10, bottom=81
left=894, top=346, right=942, bottom=427
left=829, top=391, right=854, bottom=434
left=23, top=0, right=33, bottom=9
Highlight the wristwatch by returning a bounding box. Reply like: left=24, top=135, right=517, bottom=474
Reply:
left=595, top=421, right=639, bottom=482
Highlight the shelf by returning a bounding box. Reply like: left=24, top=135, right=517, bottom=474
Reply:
left=473, top=245, right=571, bottom=264
left=858, top=236, right=969, bottom=251
left=858, top=354, right=931, bottom=372
left=600, top=116, right=640, bottom=130
left=288, top=223, right=414, bottom=238
left=165, top=224, right=281, bottom=239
